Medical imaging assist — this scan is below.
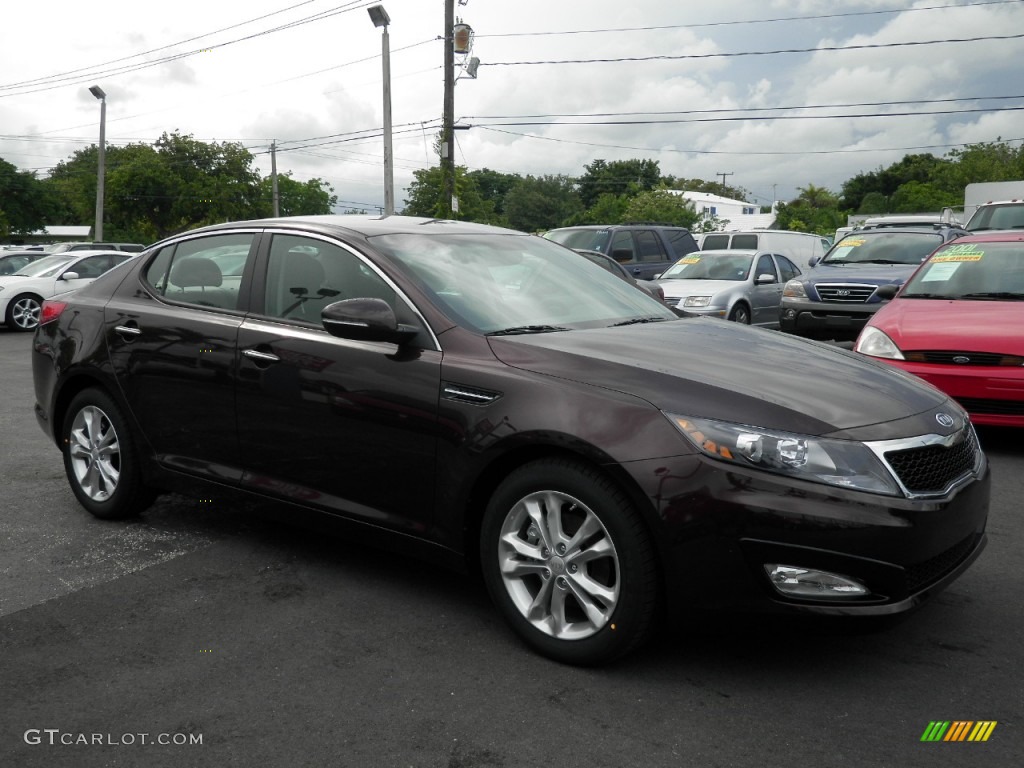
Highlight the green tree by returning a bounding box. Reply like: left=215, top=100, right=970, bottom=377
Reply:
left=258, top=174, right=337, bottom=217
left=503, top=174, right=581, bottom=232
left=403, top=165, right=499, bottom=223
left=467, top=168, right=521, bottom=220
left=0, top=156, right=60, bottom=237
left=621, top=189, right=700, bottom=228
left=774, top=185, right=845, bottom=235
left=576, top=158, right=661, bottom=208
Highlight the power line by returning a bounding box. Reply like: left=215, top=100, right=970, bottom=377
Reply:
left=483, top=32, right=1024, bottom=67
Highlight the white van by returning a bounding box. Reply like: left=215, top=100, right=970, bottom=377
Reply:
left=699, top=230, right=830, bottom=268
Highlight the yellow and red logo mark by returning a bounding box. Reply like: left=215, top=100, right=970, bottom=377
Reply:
left=921, top=721, right=997, bottom=742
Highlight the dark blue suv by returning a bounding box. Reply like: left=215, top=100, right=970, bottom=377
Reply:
left=779, top=225, right=967, bottom=339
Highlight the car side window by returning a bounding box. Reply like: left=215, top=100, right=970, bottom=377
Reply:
left=67, top=255, right=113, bottom=278
left=264, top=235, right=399, bottom=327
left=143, top=233, right=254, bottom=311
left=755, top=254, right=777, bottom=281
left=665, top=229, right=698, bottom=258
left=776, top=255, right=801, bottom=282
left=609, top=231, right=636, bottom=262
left=635, top=231, right=667, bottom=263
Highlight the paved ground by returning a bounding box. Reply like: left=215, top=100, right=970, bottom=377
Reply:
left=1, top=328, right=1021, bottom=768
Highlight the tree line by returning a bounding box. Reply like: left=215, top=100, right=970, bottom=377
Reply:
left=4, top=136, right=1024, bottom=244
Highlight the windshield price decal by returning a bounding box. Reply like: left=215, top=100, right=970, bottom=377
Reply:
left=680, top=255, right=701, bottom=263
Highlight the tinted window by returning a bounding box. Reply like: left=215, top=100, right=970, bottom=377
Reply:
left=67, top=255, right=115, bottom=278
left=702, top=234, right=730, bottom=250
left=755, top=254, right=776, bottom=280
left=0, top=255, right=31, bottom=275
left=545, top=229, right=610, bottom=252
left=264, top=234, right=398, bottom=326
left=664, top=229, right=698, bottom=258
left=731, top=234, right=759, bottom=249
left=144, top=233, right=254, bottom=311
left=635, top=231, right=666, bottom=262
left=776, top=255, right=801, bottom=282
left=609, top=231, right=636, bottom=261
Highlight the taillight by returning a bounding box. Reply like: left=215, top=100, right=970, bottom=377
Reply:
left=39, top=300, right=68, bottom=326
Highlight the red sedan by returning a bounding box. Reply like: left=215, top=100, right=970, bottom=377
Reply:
left=855, top=232, right=1024, bottom=427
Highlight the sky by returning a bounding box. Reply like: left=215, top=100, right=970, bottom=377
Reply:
left=3, top=0, right=1024, bottom=215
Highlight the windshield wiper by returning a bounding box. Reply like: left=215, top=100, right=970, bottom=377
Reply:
left=957, top=292, right=1024, bottom=300
left=486, top=325, right=571, bottom=336
left=610, top=316, right=669, bottom=327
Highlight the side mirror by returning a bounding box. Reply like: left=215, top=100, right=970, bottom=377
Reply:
left=321, top=298, right=417, bottom=344
left=755, top=273, right=777, bottom=284
left=808, top=256, right=820, bottom=267
left=61, top=271, right=80, bottom=281
left=875, top=284, right=900, bottom=300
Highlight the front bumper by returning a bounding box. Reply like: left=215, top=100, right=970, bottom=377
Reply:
left=780, top=298, right=883, bottom=337
left=871, top=358, right=1024, bottom=428
left=627, top=447, right=990, bottom=617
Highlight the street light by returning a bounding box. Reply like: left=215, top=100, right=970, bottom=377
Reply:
left=367, top=5, right=394, bottom=216
left=88, top=85, right=106, bottom=240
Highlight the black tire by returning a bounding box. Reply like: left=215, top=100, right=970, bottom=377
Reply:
left=5, top=293, right=42, bottom=332
left=480, top=458, right=659, bottom=665
left=62, top=388, right=156, bottom=520
left=728, top=303, right=751, bottom=324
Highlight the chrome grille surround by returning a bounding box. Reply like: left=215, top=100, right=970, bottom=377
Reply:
left=815, top=283, right=878, bottom=303
left=865, top=424, right=984, bottom=499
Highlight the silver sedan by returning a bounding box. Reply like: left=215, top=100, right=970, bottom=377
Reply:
left=656, top=248, right=802, bottom=326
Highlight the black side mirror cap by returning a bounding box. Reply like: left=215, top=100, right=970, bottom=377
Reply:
left=322, top=298, right=417, bottom=344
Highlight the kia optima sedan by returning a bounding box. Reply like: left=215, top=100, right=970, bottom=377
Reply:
left=32, top=215, right=989, bottom=665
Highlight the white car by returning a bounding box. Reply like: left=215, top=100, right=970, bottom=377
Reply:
left=0, top=251, right=134, bottom=332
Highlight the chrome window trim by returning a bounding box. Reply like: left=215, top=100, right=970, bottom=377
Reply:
left=259, top=227, right=441, bottom=352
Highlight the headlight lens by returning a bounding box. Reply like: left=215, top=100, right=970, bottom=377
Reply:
left=683, top=295, right=712, bottom=308
left=782, top=280, right=807, bottom=299
left=667, top=414, right=900, bottom=495
left=855, top=326, right=904, bottom=360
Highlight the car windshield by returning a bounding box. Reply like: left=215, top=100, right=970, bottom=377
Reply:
left=371, top=232, right=675, bottom=333
left=901, top=241, right=1024, bottom=300
left=12, top=254, right=77, bottom=277
left=823, top=232, right=943, bottom=265
left=966, top=203, right=1024, bottom=231
left=660, top=252, right=752, bottom=281
left=543, top=229, right=611, bottom=252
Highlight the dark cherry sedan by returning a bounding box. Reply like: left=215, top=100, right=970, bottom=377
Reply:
left=32, top=216, right=990, bottom=665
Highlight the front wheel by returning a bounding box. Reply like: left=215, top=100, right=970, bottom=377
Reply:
left=480, top=458, right=659, bottom=665
left=728, top=303, right=751, bottom=324
left=5, top=293, right=42, bottom=331
left=62, top=388, right=156, bottom=520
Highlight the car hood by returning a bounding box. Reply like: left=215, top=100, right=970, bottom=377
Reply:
left=489, top=318, right=949, bottom=438
left=807, top=263, right=919, bottom=285
left=872, top=298, right=1024, bottom=353
left=658, top=278, right=741, bottom=298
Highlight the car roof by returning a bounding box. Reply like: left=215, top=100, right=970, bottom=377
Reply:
left=186, top=215, right=526, bottom=240
left=694, top=248, right=760, bottom=256
left=933, top=232, right=1024, bottom=244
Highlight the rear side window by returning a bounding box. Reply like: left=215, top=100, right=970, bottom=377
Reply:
left=144, top=233, right=254, bottom=311
left=731, top=234, right=759, bottom=249
left=664, top=229, right=698, bottom=258
left=702, top=234, right=730, bottom=250
left=776, top=255, right=801, bottom=282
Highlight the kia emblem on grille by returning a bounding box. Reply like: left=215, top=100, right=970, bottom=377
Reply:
left=836, top=289, right=850, bottom=296
left=935, top=413, right=956, bottom=428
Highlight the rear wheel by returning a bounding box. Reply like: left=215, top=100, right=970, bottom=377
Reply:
left=5, top=293, right=42, bottom=331
left=728, top=303, right=751, bottom=324
left=62, top=388, right=155, bottom=520
left=480, top=458, right=659, bottom=665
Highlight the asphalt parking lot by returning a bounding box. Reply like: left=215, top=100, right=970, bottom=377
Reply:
left=1, top=327, right=1020, bottom=767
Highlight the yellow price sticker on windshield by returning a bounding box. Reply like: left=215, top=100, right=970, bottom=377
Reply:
left=681, top=255, right=701, bottom=263
left=839, top=238, right=865, bottom=247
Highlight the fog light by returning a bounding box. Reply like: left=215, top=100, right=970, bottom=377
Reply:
left=782, top=309, right=796, bottom=320
left=765, top=564, right=869, bottom=599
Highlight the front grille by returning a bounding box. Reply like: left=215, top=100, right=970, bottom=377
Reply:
left=664, top=296, right=682, bottom=307
left=905, top=535, right=978, bottom=594
left=883, top=428, right=979, bottom=495
left=815, top=284, right=878, bottom=303
left=905, top=350, right=1023, bottom=366
left=955, top=397, right=1024, bottom=416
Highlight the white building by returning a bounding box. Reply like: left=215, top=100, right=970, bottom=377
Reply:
left=670, top=190, right=777, bottom=231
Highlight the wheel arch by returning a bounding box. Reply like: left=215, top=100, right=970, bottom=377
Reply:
left=459, top=442, right=667, bottom=599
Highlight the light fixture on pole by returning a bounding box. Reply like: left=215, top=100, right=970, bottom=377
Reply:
left=88, top=85, right=107, bottom=240
left=367, top=5, right=394, bottom=216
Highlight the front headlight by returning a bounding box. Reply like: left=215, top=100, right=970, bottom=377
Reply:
left=782, top=280, right=807, bottom=299
left=855, top=326, right=904, bottom=360
left=666, top=413, right=900, bottom=495
left=683, top=295, right=712, bottom=308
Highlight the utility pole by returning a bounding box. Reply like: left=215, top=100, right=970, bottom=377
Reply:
left=717, top=171, right=733, bottom=188
left=271, top=140, right=280, bottom=217
left=442, top=0, right=455, bottom=217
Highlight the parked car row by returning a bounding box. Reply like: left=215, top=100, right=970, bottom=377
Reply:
left=30, top=214, right=990, bottom=665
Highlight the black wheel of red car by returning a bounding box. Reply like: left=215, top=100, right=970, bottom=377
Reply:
left=62, top=388, right=155, bottom=520
left=480, top=458, right=659, bottom=665
left=728, top=303, right=751, bottom=324
left=5, top=293, right=42, bottom=331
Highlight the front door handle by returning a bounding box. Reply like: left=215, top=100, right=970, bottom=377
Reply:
left=243, top=348, right=280, bottom=363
